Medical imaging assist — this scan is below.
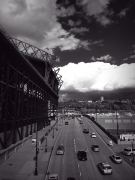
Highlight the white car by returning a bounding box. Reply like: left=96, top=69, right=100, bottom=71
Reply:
left=110, top=154, right=122, bottom=163
left=97, top=162, right=112, bottom=175
left=32, top=138, right=41, bottom=147
left=32, top=138, right=36, bottom=146
left=108, top=140, right=113, bottom=146
left=91, top=133, right=96, bottom=138
left=91, top=145, right=99, bottom=152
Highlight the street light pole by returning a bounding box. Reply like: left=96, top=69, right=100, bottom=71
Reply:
left=95, top=104, right=98, bottom=122
left=116, top=109, right=119, bottom=138
left=52, top=127, right=54, bottom=138
left=34, top=122, right=38, bottom=175
left=45, top=136, right=47, bottom=152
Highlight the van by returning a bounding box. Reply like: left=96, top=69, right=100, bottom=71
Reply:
left=123, top=147, right=135, bottom=156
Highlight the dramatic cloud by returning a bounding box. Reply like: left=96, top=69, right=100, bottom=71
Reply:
left=0, top=0, right=88, bottom=51
left=59, top=62, right=135, bottom=92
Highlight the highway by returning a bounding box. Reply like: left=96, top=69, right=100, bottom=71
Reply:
left=46, top=116, right=135, bottom=180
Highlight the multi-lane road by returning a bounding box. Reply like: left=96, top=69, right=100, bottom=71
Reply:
left=46, top=116, right=135, bottom=180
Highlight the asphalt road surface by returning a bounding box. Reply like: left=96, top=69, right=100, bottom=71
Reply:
left=46, top=116, right=135, bottom=180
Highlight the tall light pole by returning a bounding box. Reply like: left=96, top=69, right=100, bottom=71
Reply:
left=45, top=136, right=47, bottom=152
left=116, top=108, right=119, bottom=139
left=52, top=127, right=54, bottom=138
left=34, top=122, right=38, bottom=175
left=95, top=103, right=98, bottom=122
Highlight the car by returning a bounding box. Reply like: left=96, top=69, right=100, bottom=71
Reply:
left=91, top=145, right=99, bottom=152
left=32, top=138, right=36, bottom=146
left=56, top=144, right=64, bottom=155
left=79, top=121, right=83, bottom=124
left=97, top=162, right=112, bottom=175
left=110, top=154, right=122, bottom=163
left=67, top=177, right=76, bottom=180
left=77, top=150, right=87, bottom=161
left=91, top=132, right=96, bottom=138
left=65, top=121, right=69, bottom=125
left=108, top=140, right=113, bottom=146
left=48, top=174, right=59, bottom=180
left=32, top=138, right=41, bottom=147
left=83, top=128, right=89, bottom=134
left=123, top=147, right=135, bottom=156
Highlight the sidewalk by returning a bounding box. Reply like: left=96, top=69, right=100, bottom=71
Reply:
left=0, top=120, right=62, bottom=180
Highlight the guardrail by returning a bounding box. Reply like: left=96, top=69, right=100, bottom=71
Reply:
left=84, top=114, right=118, bottom=144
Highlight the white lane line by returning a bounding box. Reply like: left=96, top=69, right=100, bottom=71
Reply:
left=77, top=163, right=79, bottom=168
left=74, top=138, right=77, bottom=152
left=80, top=172, right=81, bottom=176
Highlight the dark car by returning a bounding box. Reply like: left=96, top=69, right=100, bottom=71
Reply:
left=65, top=121, right=69, bottom=125
left=77, top=150, right=87, bottom=161
left=67, top=178, right=76, bottom=180
left=91, top=145, right=99, bottom=152
left=83, top=128, right=89, bottom=134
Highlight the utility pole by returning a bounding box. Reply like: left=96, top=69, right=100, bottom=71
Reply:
left=52, top=127, right=54, bottom=138
left=95, top=103, right=98, bottom=122
left=45, top=136, right=47, bottom=152
left=34, top=122, right=38, bottom=175
left=116, top=108, right=119, bottom=139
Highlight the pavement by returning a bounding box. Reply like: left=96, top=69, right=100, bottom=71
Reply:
left=0, top=119, right=63, bottom=180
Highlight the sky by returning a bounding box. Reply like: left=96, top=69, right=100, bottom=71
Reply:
left=0, top=0, right=135, bottom=101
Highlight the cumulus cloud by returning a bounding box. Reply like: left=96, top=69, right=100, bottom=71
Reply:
left=78, top=0, right=111, bottom=25
left=70, top=27, right=89, bottom=34
left=0, top=0, right=87, bottom=51
left=57, top=5, right=75, bottom=17
left=119, top=8, right=129, bottom=18
left=59, top=62, right=135, bottom=92
left=91, top=54, right=112, bottom=62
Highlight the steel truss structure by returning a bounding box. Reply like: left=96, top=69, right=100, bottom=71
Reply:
left=0, top=29, right=62, bottom=149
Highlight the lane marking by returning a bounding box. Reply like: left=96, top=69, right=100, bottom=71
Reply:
left=80, top=172, right=81, bottom=176
left=74, top=138, right=77, bottom=152
left=77, top=163, right=79, bottom=168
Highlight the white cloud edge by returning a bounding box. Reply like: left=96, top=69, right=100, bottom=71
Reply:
left=59, top=61, right=135, bottom=92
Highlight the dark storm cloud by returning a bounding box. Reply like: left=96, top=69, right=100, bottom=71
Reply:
left=56, top=0, right=135, bottom=65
